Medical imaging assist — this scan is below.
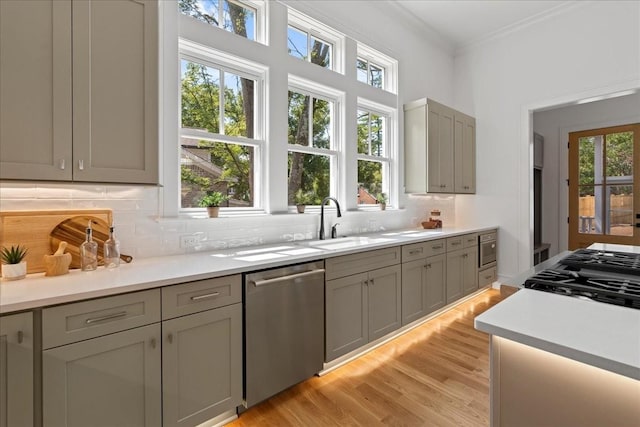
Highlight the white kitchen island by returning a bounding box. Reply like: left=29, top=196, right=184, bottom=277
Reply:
left=475, top=288, right=640, bottom=427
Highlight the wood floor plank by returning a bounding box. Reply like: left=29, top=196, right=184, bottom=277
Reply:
left=227, top=288, right=503, bottom=426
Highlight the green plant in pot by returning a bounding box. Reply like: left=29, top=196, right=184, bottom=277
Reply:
left=1, top=245, right=28, bottom=281
left=294, top=189, right=314, bottom=213
left=199, top=191, right=229, bottom=218
left=376, top=192, right=388, bottom=210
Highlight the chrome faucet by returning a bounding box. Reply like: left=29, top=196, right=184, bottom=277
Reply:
left=319, top=196, right=342, bottom=240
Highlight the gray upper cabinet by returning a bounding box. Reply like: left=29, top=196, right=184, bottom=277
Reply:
left=0, top=312, right=33, bottom=427
left=0, top=0, right=72, bottom=180
left=454, top=112, right=476, bottom=193
left=404, top=98, right=476, bottom=194
left=0, top=0, right=158, bottom=184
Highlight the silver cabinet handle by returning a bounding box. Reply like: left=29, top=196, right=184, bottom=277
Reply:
left=251, top=269, right=325, bottom=287
left=370, top=278, right=374, bottom=286
left=85, top=311, right=127, bottom=325
left=17, top=330, right=23, bottom=344
left=59, top=159, right=65, bottom=170
left=451, top=241, right=461, bottom=246
left=462, top=253, right=468, bottom=258
left=432, top=245, right=443, bottom=250
left=409, top=249, right=423, bottom=255
left=168, top=333, right=173, bottom=344
left=485, top=275, right=493, bottom=280
left=78, top=159, right=84, bottom=170
left=150, top=338, right=156, bottom=349
left=190, top=292, right=220, bottom=301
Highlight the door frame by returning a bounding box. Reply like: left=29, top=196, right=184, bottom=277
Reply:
left=568, top=123, right=640, bottom=249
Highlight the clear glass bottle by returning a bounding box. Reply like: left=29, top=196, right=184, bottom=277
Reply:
left=80, top=222, right=98, bottom=271
left=104, top=225, right=120, bottom=269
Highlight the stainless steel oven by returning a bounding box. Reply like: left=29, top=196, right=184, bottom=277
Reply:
left=479, top=231, right=497, bottom=268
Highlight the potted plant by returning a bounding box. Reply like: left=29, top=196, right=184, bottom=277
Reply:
left=294, top=189, right=314, bottom=213
left=199, top=191, right=229, bottom=218
left=1, top=245, right=28, bottom=281
left=376, top=192, right=388, bottom=210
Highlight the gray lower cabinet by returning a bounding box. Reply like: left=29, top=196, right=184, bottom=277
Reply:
left=446, top=246, right=478, bottom=303
left=325, top=265, right=401, bottom=362
left=401, top=253, right=446, bottom=325
left=0, top=312, right=33, bottom=427
left=162, top=303, right=242, bottom=427
left=43, top=323, right=162, bottom=427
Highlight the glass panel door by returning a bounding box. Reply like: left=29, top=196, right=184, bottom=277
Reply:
left=569, top=124, right=640, bottom=249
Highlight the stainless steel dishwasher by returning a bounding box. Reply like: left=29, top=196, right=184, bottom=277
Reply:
left=244, top=261, right=325, bottom=408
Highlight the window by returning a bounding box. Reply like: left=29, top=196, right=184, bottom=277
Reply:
left=357, top=107, right=391, bottom=206
left=179, top=0, right=258, bottom=41
left=287, top=86, right=338, bottom=205
left=356, top=43, right=398, bottom=94
left=357, top=58, right=384, bottom=89
left=287, top=8, right=344, bottom=73
left=179, top=54, right=263, bottom=210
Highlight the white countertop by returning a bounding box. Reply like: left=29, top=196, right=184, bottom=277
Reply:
left=0, top=226, right=497, bottom=314
left=475, top=289, right=640, bottom=380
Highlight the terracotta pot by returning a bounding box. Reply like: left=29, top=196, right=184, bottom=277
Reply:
left=380, top=203, right=386, bottom=211
left=296, top=204, right=306, bottom=214
left=206, top=206, right=220, bottom=218
left=2, top=261, right=27, bottom=281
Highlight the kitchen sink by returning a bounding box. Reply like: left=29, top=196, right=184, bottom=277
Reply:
left=382, top=230, right=444, bottom=238
left=296, top=236, right=394, bottom=251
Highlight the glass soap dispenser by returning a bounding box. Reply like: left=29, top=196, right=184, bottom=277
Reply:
left=80, top=221, right=98, bottom=271
left=104, top=224, right=120, bottom=269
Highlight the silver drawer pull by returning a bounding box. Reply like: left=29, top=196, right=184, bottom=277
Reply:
left=190, top=292, right=221, bottom=301
left=85, top=311, right=127, bottom=325
left=409, top=249, right=423, bottom=255
left=451, top=241, right=461, bottom=246
left=150, top=338, right=157, bottom=349
left=168, top=333, right=173, bottom=344
left=485, top=275, right=493, bottom=280
left=251, top=269, right=325, bottom=287
left=17, top=330, right=23, bottom=344
left=432, top=245, right=443, bottom=249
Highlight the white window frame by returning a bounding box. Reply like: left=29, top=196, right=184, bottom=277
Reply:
left=179, top=0, right=266, bottom=44
left=179, top=40, right=267, bottom=216
left=357, top=43, right=398, bottom=94
left=287, top=7, right=345, bottom=74
left=287, top=76, right=344, bottom=208
left=356, top=98, right=396, bottom=209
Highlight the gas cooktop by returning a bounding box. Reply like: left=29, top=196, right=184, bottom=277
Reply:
left=524, top=249, right=640, bottom=310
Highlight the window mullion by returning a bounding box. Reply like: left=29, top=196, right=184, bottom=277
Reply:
left=219, top=70, right=225, bottom=136
left=307, top=96, right=313, bottom=147
left=218, top=0, right=223, bottom=30
left=367, top=113, right=372, bottom=156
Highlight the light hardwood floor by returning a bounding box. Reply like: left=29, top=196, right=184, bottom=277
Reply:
left=228, top=288, right=503, bottom=427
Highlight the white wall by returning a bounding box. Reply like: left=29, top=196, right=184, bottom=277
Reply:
left=0, top=1, right=456, bottom=259
left=453, top=1, right=640, bottom=282
left=533, top=92, right=640, bottom=257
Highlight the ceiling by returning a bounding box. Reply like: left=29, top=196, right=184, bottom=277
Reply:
left=392, top=1, right=575, bottom=51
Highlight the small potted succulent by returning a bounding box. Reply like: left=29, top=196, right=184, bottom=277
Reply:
left=1, top=245, right=28, bottom=281
left=294, top=189, right=314, bottom=213
left=199, top=191, right=229, bottom=218
left=376, top=192, right=388, bottom=210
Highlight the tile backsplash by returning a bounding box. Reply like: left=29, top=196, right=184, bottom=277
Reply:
left=0, top=183, right=455, bottom=259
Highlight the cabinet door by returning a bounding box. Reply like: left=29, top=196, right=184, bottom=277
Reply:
left=0, top=0, right=72, bottom=180
left=446, top=250, right=464, bottom=304
left=427, top=101, right=454, bottom=193
left=401, top=259, right=427, bottom=325
left=425, top=253, right=447, bottom=313
left=454, top=112, right=476, bottom=193
left=0, top=312, right=33, bottom=427
left=325, top=273, right=368, bottom=362
left=368, top=265, right=402, bottom=342
left=72, top=0, right=158, bottom=184
left=462, top=247, right=479, bottom=296
left=43, top=323, right=162, bottom=427
left=162, top=304, right=242, bottom=427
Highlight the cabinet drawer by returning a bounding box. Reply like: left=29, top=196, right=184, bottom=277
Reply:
left=162, top=274, right=241, bottom=320
left=326, top=247, right=400, bottom=281
left=446, top=236, right=464, bottom=252
left=402, top=239, right=445, bottom=262
left=463, top=233, right=478, bottom=248
left=478, top=266, right=497, bottom=287
left=43, top=289, right=161, bottom=349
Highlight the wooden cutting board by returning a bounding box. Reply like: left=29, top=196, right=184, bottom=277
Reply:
left=49, top=216, right=133, bottom=269
left=0, top=209, right=126, bottom=274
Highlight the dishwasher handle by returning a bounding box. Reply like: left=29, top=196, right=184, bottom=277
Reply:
left=250, top=269, right=325, bottom=287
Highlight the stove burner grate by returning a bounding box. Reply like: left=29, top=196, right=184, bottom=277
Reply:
left=559, top=249, right=640, bottom=276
